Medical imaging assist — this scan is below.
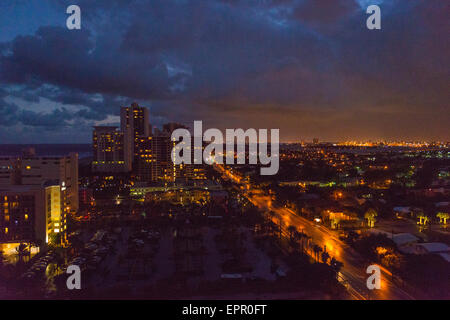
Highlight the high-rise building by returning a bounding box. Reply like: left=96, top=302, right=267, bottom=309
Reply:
left=92, top=126, right=131, bottom=172
left=136, top=136, right=155, bottom=183
left=161, top=123, right=207, bottom=183
left=92, top=105, right=205, bottom=183
left=93, top=103, right=150, bottom=174
left=120, top=103, right=150, bottom=165
left=152, top=135, right=172, bottom=181
left=136, top=135, right=178, bottom=183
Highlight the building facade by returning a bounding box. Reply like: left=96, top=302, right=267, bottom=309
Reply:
left=92, top=103, right=206, bottom=183
left=120, top=102, right=150, bottom=166
left=92, top=126, right=131, bottom=173
left=0, top=183, right=64, bottom=246
left=0, top=154, right=78, bottom=213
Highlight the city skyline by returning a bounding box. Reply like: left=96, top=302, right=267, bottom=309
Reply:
left=1, top=1, right=449, bottom=303
left=0, top=0, right=448, bottom=144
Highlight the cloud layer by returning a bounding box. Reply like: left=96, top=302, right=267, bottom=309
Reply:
left=0, top=0, right=448, bottom=143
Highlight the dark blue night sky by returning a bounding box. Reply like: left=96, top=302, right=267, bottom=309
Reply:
left=0, top=0, right=448, bottom=143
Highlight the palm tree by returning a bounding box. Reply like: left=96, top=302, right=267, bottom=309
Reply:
left=304, top=235, right=312, bottom=255
left=16, top=243, right=29, bottom=263
left=296, top=231, right=307, bottom=254
left=0, top=250, right=5, bottom=268
left=50, top=232, right=63, bottom=247
left=330, top=257, right=344, bottom=276
left=417, top=212, right=429, bottom=225
left=312, top=245, right=319, bottom=261
left=364, top=208, right=378, bottom=228
left=287, top=225, right=297, bottom=243
left=321, top=251, right=330, bottom=264
left=436, top=212, right=449, bottom=225
left=316, top=246, right=323, bottom=261
left=312, top=244, right=322, bottom=262
left=265, top=211, right=278, bottom=237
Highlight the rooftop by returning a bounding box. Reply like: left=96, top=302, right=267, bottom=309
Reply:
left=416, top=243, right=450, bottom=253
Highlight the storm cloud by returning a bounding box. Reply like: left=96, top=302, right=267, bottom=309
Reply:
left=0, top=0, right=448, bottom=143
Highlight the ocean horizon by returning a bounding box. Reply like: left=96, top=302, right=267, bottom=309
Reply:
left=0, top=144, right=92, bottom=158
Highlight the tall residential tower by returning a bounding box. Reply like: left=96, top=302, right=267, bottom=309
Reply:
left=120, top=102, right=150, bottom=166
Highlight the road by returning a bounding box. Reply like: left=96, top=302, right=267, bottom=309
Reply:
left=217, top=165, right=415, bottom=300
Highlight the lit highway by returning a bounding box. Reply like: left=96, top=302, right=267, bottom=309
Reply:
left=216, top=165, right=416, bottom=300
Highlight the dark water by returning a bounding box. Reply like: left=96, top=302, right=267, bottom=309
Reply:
left=0, top=144, right=92, bottom=159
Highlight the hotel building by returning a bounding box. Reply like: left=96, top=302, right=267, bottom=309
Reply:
left=93, top=103, right=151, bottom=173
left=92, top=126, right=131, bottom=173
left=0, top=153, right=78, bottom=251
left=0, top=182, right=65, bottom=247
left=136, top=135, right=174, bottom=183
left=120, top=102, right=150, bottom=166
left=92, top=103, right=205, bottom=182
left=0, top=153, right=78, bottom=213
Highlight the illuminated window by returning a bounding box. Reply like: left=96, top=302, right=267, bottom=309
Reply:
left=4, top=227, right=8, bottom=234
left=24, top=214, right=28, bottom=220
